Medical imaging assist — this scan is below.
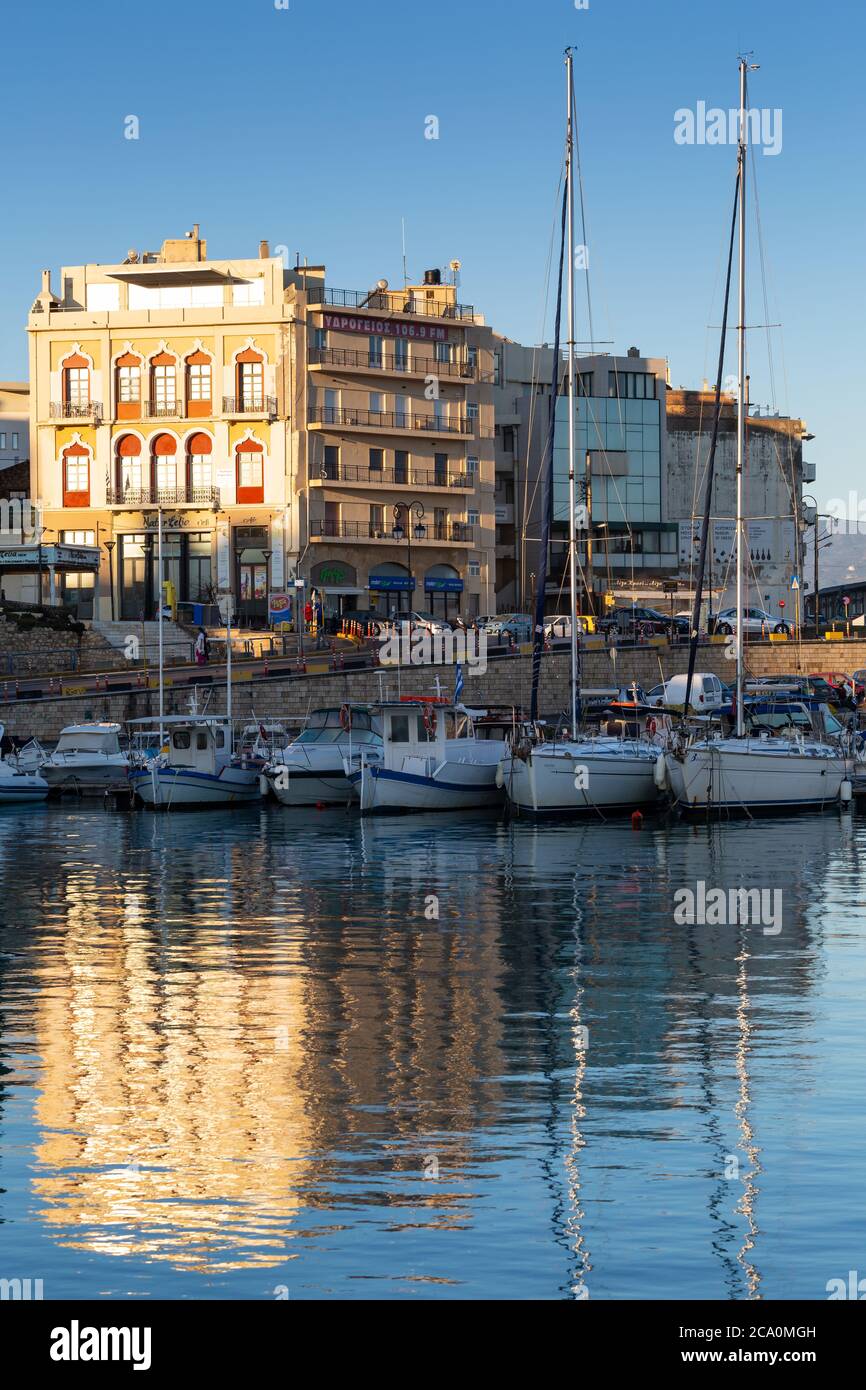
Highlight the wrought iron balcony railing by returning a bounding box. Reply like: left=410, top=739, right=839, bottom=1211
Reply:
left=307, top=285, right=477, bottom=322
left=309, top=346, right=477, bottom=379
left=50, top=401, right=103, bottom=420
left=105, top=484, right=221, bottom=507
left=308, top=406, right=473, bottom=435
left=146, top=399, right=180, bottom=418
left=317, top=462, right=474, bottom=489
left=310, top=519, right=476, bottom=543
left=222, top=395, right=278, bottom=415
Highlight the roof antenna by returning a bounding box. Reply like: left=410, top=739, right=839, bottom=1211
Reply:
left=401, top=217, right=408, bottom=288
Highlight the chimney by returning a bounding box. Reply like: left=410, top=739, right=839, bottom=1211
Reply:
left=259, top=239, right=270, bottom=259
left=41, top=269, right=52, bottom=296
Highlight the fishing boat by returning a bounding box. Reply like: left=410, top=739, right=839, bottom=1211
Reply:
left=264, top=704, right=381, bottom=807
left=501, top=49, right=662, bottom=816
left=0, top=724, right=49, bottom=804
left=346, top=699, right=510, bottom=813
left=39, top=722, right=129, bottom=795
left=665, top=59, right=847, bottom=814
left=128, top=716, right=262, bottom=808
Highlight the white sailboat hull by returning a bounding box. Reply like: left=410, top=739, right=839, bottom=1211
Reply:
left=503, top=740, right=662, bottom=815
left=666, top=740, right=847, bottom=812
left=266, top=746, right=360, bottom=806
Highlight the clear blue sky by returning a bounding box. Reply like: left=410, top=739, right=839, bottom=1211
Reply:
left=1, top=0, right=861, bottom=509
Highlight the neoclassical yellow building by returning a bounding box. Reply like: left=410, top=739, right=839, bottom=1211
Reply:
left=27, top=229, right=497, bottom=625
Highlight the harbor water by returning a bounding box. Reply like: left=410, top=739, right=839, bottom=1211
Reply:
left=0, top=802, right=864, bottom=1300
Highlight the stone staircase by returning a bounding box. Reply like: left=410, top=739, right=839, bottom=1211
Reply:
left=91, top=619, right=194, bottom=665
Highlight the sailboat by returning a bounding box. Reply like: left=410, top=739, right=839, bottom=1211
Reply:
left=502, top=48, right=663, bottom=816
left=665, top=59, right=848, bottom=814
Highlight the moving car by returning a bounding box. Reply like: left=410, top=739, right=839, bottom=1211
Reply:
left=476, top=613, right=533, bottom=643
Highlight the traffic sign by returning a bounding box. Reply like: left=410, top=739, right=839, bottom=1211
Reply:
left=843, top=595, right=851, bottom=606
left=790, top=575, right=800, bottom=591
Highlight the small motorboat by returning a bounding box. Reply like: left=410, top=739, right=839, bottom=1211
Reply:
left=264, top=705, right=381, bottom=807
left=39, top=723, right=129, bottom=795
left=129, top=717, right=261, bottom=808
left=0, top=724, right=49, bottom=805
left=345, top=699, right=509, bottom=814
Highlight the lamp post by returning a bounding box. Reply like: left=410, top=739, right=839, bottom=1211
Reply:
left=802, top=493, right=833, bottom=636
left=392, top=500, right=425, bottom=616
left=104, top=540, right=116, bottom=621
left=261, top=548, right=272, bottom=629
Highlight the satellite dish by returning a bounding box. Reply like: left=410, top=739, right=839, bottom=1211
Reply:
left=126, top=249, right=140, bottom=263
left=376, top=278, right=389, bottom=290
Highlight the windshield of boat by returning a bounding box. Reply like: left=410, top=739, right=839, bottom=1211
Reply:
left=55, top=731, right=120, bottom=754
left=295, top=710, right=380, bottom=744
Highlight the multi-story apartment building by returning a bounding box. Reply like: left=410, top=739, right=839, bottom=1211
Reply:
left=26, top=230, right=496, bottom=623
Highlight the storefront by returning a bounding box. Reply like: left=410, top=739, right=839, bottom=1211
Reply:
left=116, top=515, right=214, bottom=622
left=424, top=564, right=464, bottom=619
left=309, top=560, right=365, bottom=618
left=234, top=524, right=270, bottom=626
left=0, top=542, right=101, bottom=613
left=368, top=563, right=416, bottom=615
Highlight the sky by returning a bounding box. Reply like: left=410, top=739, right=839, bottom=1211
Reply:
left=1, top=0, right=863, bottom=513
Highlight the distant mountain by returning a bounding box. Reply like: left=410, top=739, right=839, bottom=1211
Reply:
left=803, top=528, right=866, bottom=592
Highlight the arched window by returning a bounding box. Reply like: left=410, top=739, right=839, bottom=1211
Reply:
left=115, top=352, right=142, bottom=419
left=62, top=441, right=91, bottom=506
left=151, top=433, right=178, bottom=497
left=187, top=432, right=213, bottom=495
left=185, top=350, right=212, bottom=417
left=62, top=353, right=90, bottom=414
left=116, top=434, right=143, bottom=497
left=236, top=348, right=264, bottom=411
left=236, top=438, right=264, bottom=503
left=149, top=352, right=177, bottom=416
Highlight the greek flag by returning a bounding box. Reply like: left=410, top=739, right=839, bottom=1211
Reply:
left=454, top=663, right=464, bottom=703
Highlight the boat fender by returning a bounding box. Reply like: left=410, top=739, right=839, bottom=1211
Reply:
left=840, top=779, right=853, bottom=805
left=653, top=752, right=669, bottom=790
left=631, top=809, right=644, bottom=830
left=495, top=762, right=505, bottom=789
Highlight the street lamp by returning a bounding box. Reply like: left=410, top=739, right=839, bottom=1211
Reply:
left=802, top=494, right=834, bottom=635
left=261, top=548, right=272, bottom=628
left=392, top=500, right=425, bottom=615
left=104, top=540, right=116, bottom=621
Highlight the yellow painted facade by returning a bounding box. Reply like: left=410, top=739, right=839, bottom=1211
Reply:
left=26, top=232, right=497, bottom=624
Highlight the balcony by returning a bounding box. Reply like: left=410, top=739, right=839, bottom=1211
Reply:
left=145, top=399, right=181, bottom=419
left=308, top=405, right=474, bottom=437
left=105, top=484, right=221, bottom=508
left=307, top=285, right=477, bottom=323
left=312, top=462, right=474, bottom=491
left=309, top=346, right=477, bottom=380
left=223, top=395, right=277, bottom=417
left=50, top=401, right=103, bottom=422
left=310, top=520, right=476, bottom=544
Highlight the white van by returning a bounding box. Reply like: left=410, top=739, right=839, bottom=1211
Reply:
left=649, top=672, right=726, bottom=710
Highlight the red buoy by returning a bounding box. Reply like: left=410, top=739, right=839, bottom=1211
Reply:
left=631, top=809, right=644, bottom=830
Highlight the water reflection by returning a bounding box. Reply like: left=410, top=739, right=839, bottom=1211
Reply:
left=0, top=805, right=862, bottom=1298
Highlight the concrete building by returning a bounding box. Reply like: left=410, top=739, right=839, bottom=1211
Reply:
left=0, top=382, right=28, bottom=474
left=492, top=337, right=810, bottom=617
left=26, top=229, right=496, bottom=623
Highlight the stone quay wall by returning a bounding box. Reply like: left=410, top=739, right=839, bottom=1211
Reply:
left=2, top=638, right=865, bottom=742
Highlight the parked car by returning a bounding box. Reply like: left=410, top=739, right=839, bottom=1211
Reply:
left=406, top=610, right=451, bottom=637
left=646, top=672, right=727, bottom=710
left=710, top=606, right=790, bottom=636
left=598, top=605, right=670, bottom=638
left=477, top=612, right=533, bottom=643
left=543, top=613, right=597, bottom=639
left=818, top=671, right=866, bottom=704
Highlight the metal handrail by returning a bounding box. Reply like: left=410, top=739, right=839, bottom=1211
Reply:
left=308, top=406, right=473, bottom=434
left=309, top=346, right=476, bottom=378
left=307, top=285, right=477, bottom=321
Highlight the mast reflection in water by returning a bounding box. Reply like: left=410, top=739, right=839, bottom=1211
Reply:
left=0, top=805, right=862, bottom=1299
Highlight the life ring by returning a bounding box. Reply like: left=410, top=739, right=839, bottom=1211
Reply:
left=423, top=705, right=437, bottom=736
left=339, top=704, right=353, bottom=731
left=645, top=716, right=658, bottom=737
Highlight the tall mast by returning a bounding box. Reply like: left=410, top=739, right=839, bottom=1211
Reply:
left=566, top=48, right=578, bottom=740
left=735, top=57, right=748, bottom=738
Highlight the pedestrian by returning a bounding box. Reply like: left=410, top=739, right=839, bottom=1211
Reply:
left=304, top=599, right=313, bottom=632
left=194, top=627, right=208, bottom=666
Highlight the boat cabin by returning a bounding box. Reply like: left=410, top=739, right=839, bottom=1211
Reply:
left=53, top=724, right=123, bottom=757
left=166, top=720, right=232, bottom=775
left=293, top=706, right=381, bottom=746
